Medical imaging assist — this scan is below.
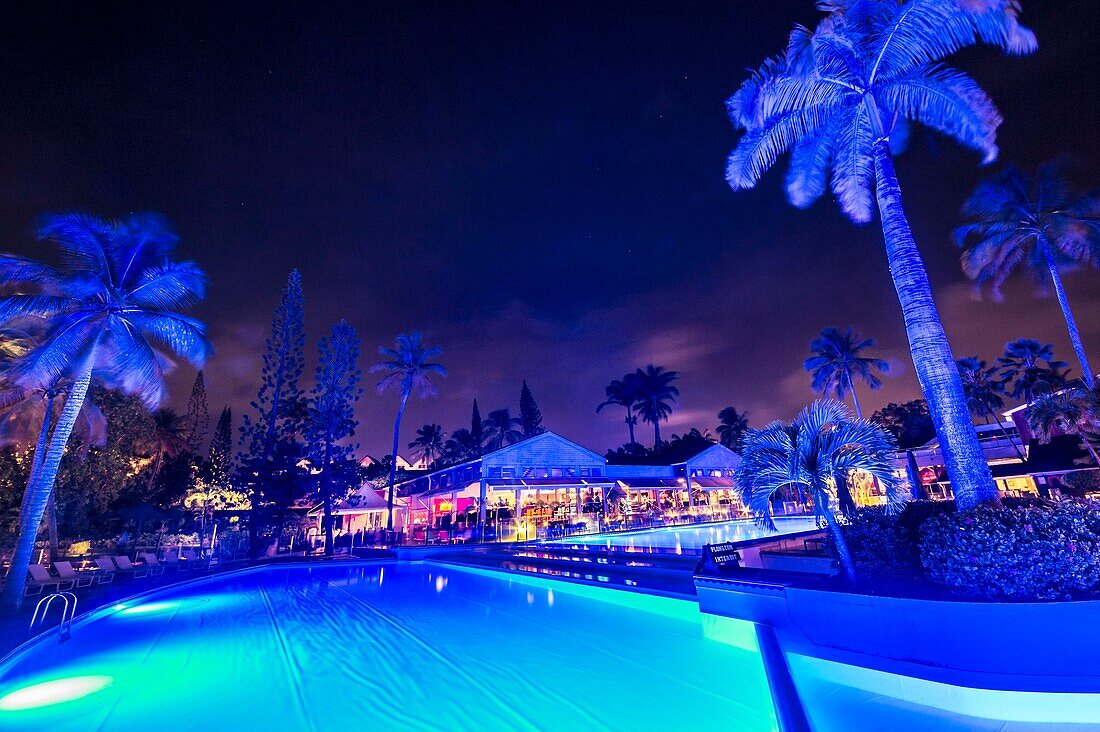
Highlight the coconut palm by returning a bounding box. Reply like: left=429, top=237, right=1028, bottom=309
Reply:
left=409, top=423, right=446, bottom=467
left=724, top=1, right=1035, bottom=509
left=956, top=356, right=1024, bottom=460
left=597, top=373, right=643, bottom=447
left=372, top=332, right=445, bottom=531
left=735, top=400, right=901, bottom=582
left=134, top=406, right=192, bottom=506
left=633, top=365, right=679, bottom=448
left=997, top=338, right=1068, bottom=404
left=954, top=161, right=1100, bottom=387
left=804, top=327, right=889, bottom=418
left=0, top=212, right=210, bottom=608
left=716, top=407, right=750, bottom=452
left=1027, top=386, right=1100, bottom=466
left=443, top=428, right=480, bottom=464
left=482, top=408, right=522, bottom=452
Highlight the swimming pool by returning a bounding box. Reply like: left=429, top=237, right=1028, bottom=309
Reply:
left=547, top=516, right=818, bottom=553
left=0, top=562, right=778, bottom=731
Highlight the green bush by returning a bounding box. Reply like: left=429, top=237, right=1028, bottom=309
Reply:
left=919, top=501, right=1100, bottom=601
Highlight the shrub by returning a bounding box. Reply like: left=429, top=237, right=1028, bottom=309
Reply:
left=919, top=501, right=1100, bottom=601
left=839, top=501, right=954, bottom=588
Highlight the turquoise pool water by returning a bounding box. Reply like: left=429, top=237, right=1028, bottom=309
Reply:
left=1, top=562, right=1088, bottom=731
left=548, top=516, right=818, bottom=553
left=0, top=563, right=778, bottom=732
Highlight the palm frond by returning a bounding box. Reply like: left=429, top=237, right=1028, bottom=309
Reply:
left=830, top=104, right=876, bottom=224
left=123, top=310, right=212, bottom=367
left=867, top=0, right=1036, bottom=84
left=125, top=261, right=207, bottom=310
left=877, top=65, right=1002, bottom=163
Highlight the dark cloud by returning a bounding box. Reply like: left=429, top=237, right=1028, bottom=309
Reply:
left=2, top=1, right=1098, bottom=455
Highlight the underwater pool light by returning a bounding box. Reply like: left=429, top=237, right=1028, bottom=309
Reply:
left=119, top=601, right=180, bottom=615
left=0, top=675, right=112, bottom=711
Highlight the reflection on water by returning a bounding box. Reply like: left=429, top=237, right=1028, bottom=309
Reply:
left=552, top=516, right=818, bottom=552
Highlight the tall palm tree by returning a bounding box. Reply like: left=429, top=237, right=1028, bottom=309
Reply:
left=724, top=1, right=1035, bottom=510
left=0, top=212, right=210, bottom=608
left=956, top=356, right=1024, bottom=460
left=997, top=338, right=1068, bottom=404
left=716, top=406, right=750, bottom=452
left=372, top=332, right=445, bottom=531
left=482, top=408, right=522, bottom=452
left=1027, top=386, right=1100, bottom=467
left=954, top=161, right=1100, bottom=388
left=633, top=365, right=679, bottom=448
left=804, top=327, right=889, bottom=418
left=735, top=400, right=901, bottom=582
left=409, top=423, right=445, bottom=467
left=144, top=408, right=191, bottom=492
left=597, top=373, right=642, bottom=446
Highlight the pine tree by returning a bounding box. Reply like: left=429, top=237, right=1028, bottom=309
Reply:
left=470, top=399, right=483, bottom=448
left=519, top=380, right=545, bottom=438
left=306, top=321, right=363, bottom=555
left=208, top=406, right=233, bottom=492
left=186, top=370, right=210, bottom=451
left=238, top=270, right=307, bottom=557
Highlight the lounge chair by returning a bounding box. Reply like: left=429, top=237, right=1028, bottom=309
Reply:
left=53, top=561, right=96, bottom=589
left=92, top=557, right=119, bottom=584
left=25, top=564, right=75, bottom=596
left=162, top=549, right=187, bottom=573
left=138, top=552, right=166, bottom=576
left=181, top=549, right=209, bottom=571
left=112, top=554, right=150, bottom=579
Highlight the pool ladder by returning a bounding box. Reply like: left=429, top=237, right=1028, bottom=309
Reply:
left=29, top=591, right=78, bottom=641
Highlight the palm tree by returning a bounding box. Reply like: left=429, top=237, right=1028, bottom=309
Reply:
left=633, top=365, right=679, bottom=448
left=1027, top=386, right=1100, bottom=466
left=372, top=332, right=445, bottom=531
left=144, top=408, right=191, bottom=492
left=998, top=338, right=1068, bottom=404
left=482, top=408, right=522, bottom=452
left=597, top=373, right=642, bottom=446
left=409, top=423, right=446, bottom=467
left=954, top=161, right=1100, bottom=388
left=956, top=356, right=1024, bottom=460
left=443, top=427, right=479, bottom=464
left=804, top=327, right=889, bottom=419
left=716, top=407, right=750, bottom=452
left=724, top=1, right=1035, bottom=510
left=735, top=400, right=901, bottom=582
left=0, top=212, right=210, bottom=608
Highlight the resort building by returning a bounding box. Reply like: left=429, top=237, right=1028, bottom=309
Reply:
left=392, top=431, right=747, bottom=543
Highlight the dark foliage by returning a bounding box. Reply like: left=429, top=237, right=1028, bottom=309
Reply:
left=519, top=380, right=545, bottom=438
left=871, top=400, right=935, bottom=449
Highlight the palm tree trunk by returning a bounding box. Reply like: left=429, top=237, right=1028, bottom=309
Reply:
left=849, top=387, right=864, bottom=420
left=834, top=469, right=857, bottom=518
left=986, top=414, right=1027, bottom=462
left=46, top=492, right=59, bottom=563
left=1073, top=427, right=1100, bottom=467
left=386, top=392, right=408, bottom=532
left=17, top=394, right=55, bottom=523
left=872, top=138, right=999, bottom=510
left=2, top=366, right=93, bottom=610
left=322, top=439, right=334, bottom=556
left=625, top=407, right=636, bottom=446
left=652, top=401, right=662, bottom=447
left=817, top=486, right=857, bottom=584
left=1039, top=235, right=1094, bottom=389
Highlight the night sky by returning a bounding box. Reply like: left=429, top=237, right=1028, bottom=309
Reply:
left=2, top=2, right=1098, bottom=457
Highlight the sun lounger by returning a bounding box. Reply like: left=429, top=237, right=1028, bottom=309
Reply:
left=138, top=552, right=166, bottom=576
left=25, top=564, right=75, bottom=596
left=53, top=561, right=96, bottom=589
left=162, top=549, right=188, bottom=573
left=112, top=554, right=150, bottom=579
left=93, top=556, right=119, bottom=584
left=180, top=549, right=209, bottom=570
